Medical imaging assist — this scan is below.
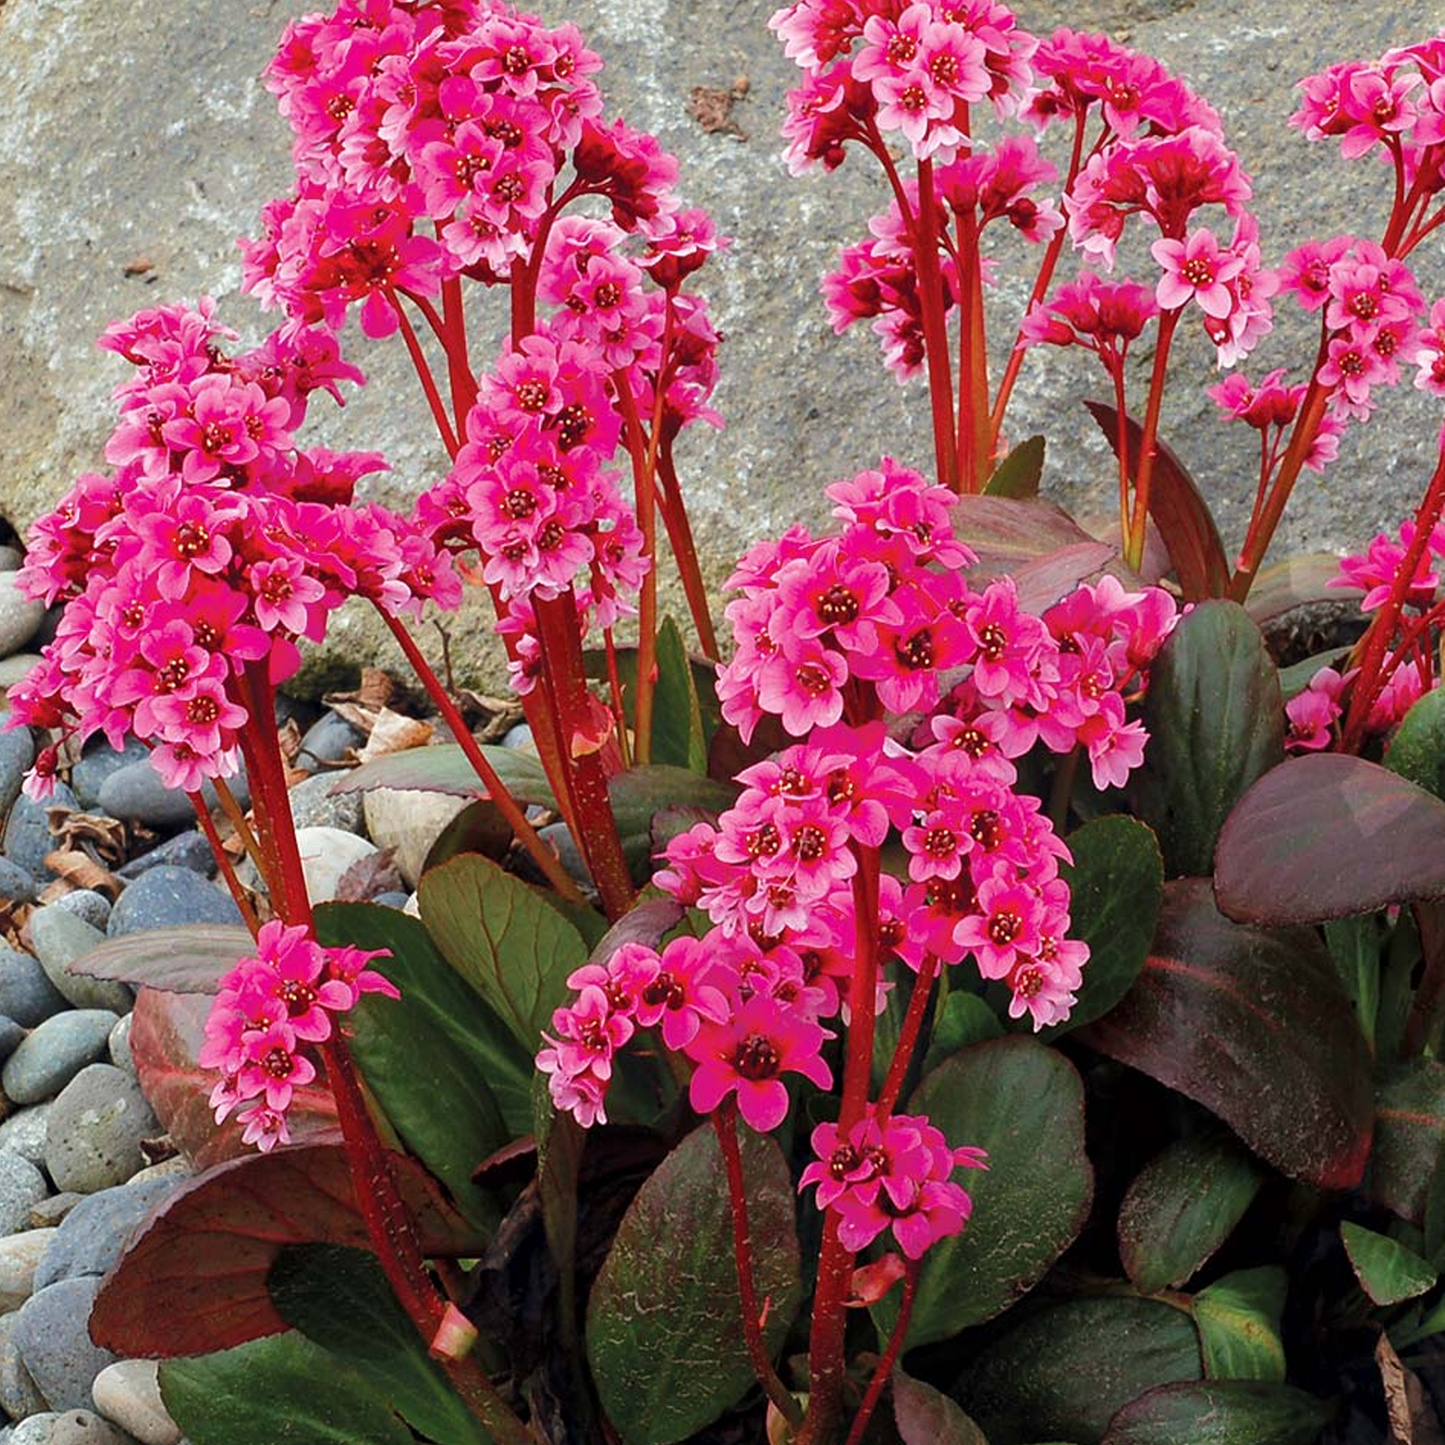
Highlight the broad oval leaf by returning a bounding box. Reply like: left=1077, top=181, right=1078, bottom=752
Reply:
left=269, top=1244, right=488, bottom=1445
left=1373, top=1060, right=1445, bottom=1224
left=1012, top=542, right=1119, bottom=617
left=921, top=991, right=1004, bottom=1074
left=419, top=853, right=588, bottom=1055
left=1340, top=1222, right=1438, bottom=1306
left=957, top=1296, right=1202, bottom=1445
left=1192, top=1267, right=1287, bottom=1382
left=70, top=925, right=252, bottom=994
left=586, top=1123, right=801, bottom=1445
left=1080, top=880, right=1373, bottom=1190
left=90, top=1143, right=480, bottom=1357
left=1039, top=816, right=1163, bottom=1038
left=1244, top=553, right=1362, bottom=627
left=160, top=1333, right=412, bottom=1445
left=331, top=742, right=557, bottom=805
left=875, top=1036, right=1092, bottom=1347
left=1387, top=686, right=1445, bottom=803
left=1215, top=753, right=1445, bottom=924
left=983, top=434, right=1045, bottom=499
left=316, top=902, right=526, bottom=1223
left=1102, top=1380, right=1331, bottom=1445
left=894, top=1369, right=987, bottom=1445
left=609, top=766, right=737, bottom=879
left=1119, top=1132, right=1265, bottom=1295
left=1130, top=601, right=1284, bottom=877
left=130, top=988, right=337, bottom=1169
left=954, top=495, right=1099, bottom=579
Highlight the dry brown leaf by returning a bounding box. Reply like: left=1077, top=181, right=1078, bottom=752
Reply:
left=1378, top=1331, right=1445, bottom=1445
left=39, top=852, right=124, bottom=900
left=277, top=717, right=303, bottom=765
left=325, top=667, right=398, bottom=713
left=687, top=83, right=749, bottom=140
left=327, top=701, right=380, bottom=737
left=358, top=709, right=434, bottom=761
left=51, top=810, right=129, bottom=865
left=334, top=847, right=405, bottom=903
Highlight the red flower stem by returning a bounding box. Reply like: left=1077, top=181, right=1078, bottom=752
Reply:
left=840, top=1262, right=921, bottom=1445
left=656, top=449, right=720, bottom=659
left=1341, top=443, right=1445, bottom=752
left=613, top=371, right=660, bottom=766
left=379, top=610, right=589, bottom=906
left=712, top=1106, right=804, bottom=1428
left=438, top=278, right=479, bottom=425
left=531, top=591, right=636, bottom=921
left=390, top=294, right=460, bottom=459
left=798, top=1215, right=853, bottom=1445
left=1111, top=361, right=1131, bottom=553
left=865, top=122, right=916, bottom=230
left=874, top=953, right=940, bottom=1119
left=187, top=795, right=260, bottom=937
left=989, top=110, right=1089, bottom=448
left=914, top=159, right=960, bottom=492
left=600, top=626, right=633, bottom=767
left=957, top=206, right=991, bottom=490
left=1123, top=306, right=1182, bottom=572
left=212, top=776, right=264, bottom=872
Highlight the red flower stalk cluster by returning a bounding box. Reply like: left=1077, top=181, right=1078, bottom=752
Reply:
left=200, top=920, right=399, bottom=1150
left=4, top=300, right=456, bottom=797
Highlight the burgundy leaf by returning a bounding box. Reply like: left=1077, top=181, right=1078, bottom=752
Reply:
left=1245, top=553, right=1363, bottom=627
left=1011, top=541, right=1119, bottom=615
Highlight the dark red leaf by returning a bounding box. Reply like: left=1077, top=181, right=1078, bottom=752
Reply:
left=952, top=495, right=1097, bottom=579
left=1011, top=541, right=1119, bottom=614
left=1215, top=754, right=1445, bottom=926
left=90, top=1143, right=482, bottom=1357
left=1085, top=399, right=1230, bottom=601
left=130, top=988, right=337, bottom=1170
left=1245, top=553, right=1362, bottom=627
left=1080, top=880, right=1373, bottom=1190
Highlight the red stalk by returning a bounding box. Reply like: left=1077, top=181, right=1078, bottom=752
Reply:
left=1123, top=307, right=1181, bottom=572
left=656, top=449, right=720, bottom=659
left=914, top=160, right=959, bottom=491
left=874, top=953, right=939, bottom=1119
left=840, top=1262, right=921, bottom=1445
left=187, top=795, right=260, bottom=936
left=613, top=371, right=660, bottom=766
left=390, top=294, right=460, bottom=459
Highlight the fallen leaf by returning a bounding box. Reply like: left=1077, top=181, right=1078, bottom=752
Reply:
left=40, top=850, right=124, bottom=899
left=358, top=709, right=434, bottom=760
left=334, top=847, right=405, bottom=903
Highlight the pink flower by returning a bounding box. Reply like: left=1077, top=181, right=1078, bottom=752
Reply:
left=953, top=875, right=1045, bottom=979
left=1151, top=227, right=1245, bottom=318
left=1285, top=666, right=1347, bottom=753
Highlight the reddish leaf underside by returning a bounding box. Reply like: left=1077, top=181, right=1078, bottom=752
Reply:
left=1081, top=880, right=1373, bottom=1190
left=1215, top=754, right=1445, bottom=925
left=70, top=926, right=252, bottom=995
left=90, top=1143, right=482, bottom=1358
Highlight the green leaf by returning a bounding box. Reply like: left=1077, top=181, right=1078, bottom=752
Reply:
left=1341, top=1222, right=1438, bottom=1305
left=984, top=434, right=1045, bottom=499
left=651, top=617, right=708, bottom=772
left=1324, top=916, right=1381, bottom=1045
left=921, top=991, right=1003, bottom=1074
left=268, top=1245, right=489, bottom=1445
left=1130, top=601, right=1284, bottom=876
left=1277, top=648, right=1353, bottom=703
left=160, top=1333, right=412, bottom=1445
left=586, top=1123, right=802, bottom=1444
left=1119, top=1132, right=1265, bottom=1295
left=893, top=1369, right=988, bottom=1445
left=956, top=1297, right=1202, bottom=1445
left=316, top=903, right=531, bottom=1222
left=332, top=743, right=557, bottom=806
left=1373, top=1060, right=1445, bottom=1225
left=1038, top=816, right=1163, bottom=1037
left=1102, top=1381, right=1330, bottom=1445
left=874, top=1037, right=1092, bottom=1348
left=423, top=798, right=513, bottom=872
left=1081, top=881, right=1374, bottom=1192
left=1387, top=686, right=1445, bottom=802
left=609, top=766, right=737, bottom=879
left=1192, top=1267, right=1287, bottom=1382
left=419, top=853, right=588, bottom=1054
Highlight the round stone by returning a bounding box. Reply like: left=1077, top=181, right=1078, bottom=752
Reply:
left=362, top=789, right=468, bottom=888
left=34, top=1178, right=181, bottom=1291
left=285, top=770, right=364, bottom=834
left=0, top=1105, right=53, bottom=1167
left=293, top=826, right=379, bottom=904
left=0, top=1017, right=26, bottom=1066
left=105, top=867, right=242, bottom=937
left=92, top=1361, right=181, bottom=1445
left=0, top=712, right=37, bottom=819
left=0, top=1312, right=47, bottom=1422
left=27, top=909, right=133, bottom=1014
left=115, top=832, right=214, bottom=881
left=0, top=948, right=69, bottom=1029
left=14, top=1276, right=118, bottom=1410
left=0, top=1152, right=49, bottom=1236
left=106, top=1016, right=133, bottom=1076
left=13, top=1411, right=136, bottom=1445
left=0, top=1228, right=57, bottom=1312
left=0, top=574, right=43, bottom=661
left=501, top=722, right=535, bottom=750
left=2, top=1013, right=118, bottom=1107
left=44, top=1065, right=160, bottom=1194
left=68, top=739, right=149, bottom=814
left=295, top=711, right=364, bottom=770
left=47, top=891, right=112, bottom=933
left=97, top=762, right=249, bottom=831
left=3, top=784, right=78, bottom=883
left=0, top=859, right=39, bottom=908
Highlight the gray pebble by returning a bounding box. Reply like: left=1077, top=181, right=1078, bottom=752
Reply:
left=47, top=892, right=111, bottom=933
left=106, top=1017, right=132, bottom=1077
left=68, top=740, right=148, bottom=815
left=0, top=545, right=21, bottom=572
left=0, top=1153, right=49, bottom=1236
left=0, top=1105, right=52, bottom=1167
left=0, top=1313, right=47, bottom=1421
left=0, top=1017, right=26, bottom=1066
left=92, top=1360, right=178, bottom=1445
left=34, top=1179, right=180, bottom=1291
left=372, top=891, right=410, bottom=910
left=27, top=909, right=132, bottom=1014
left=284, top=770, right=364, bottom=834
left=105, top=868, right=242, bottom=938
left=0, top=655, right=42, bottom=692
left=96, top=764, right=248, bottom=830
left=3, top=784, right=78, bottom=883
left=0, top=1229, right=58, bottom=1312
left=0, top=714, right=36, bottom=819
left=14, top=1277, right=118, bottom=1411
left=3, top=1014, right=119, bottom=1107
left=0, top=859, right=39, bottom=908
left=538, top=822, right=593, bottom=889
left=0, top=576, right=43, bottom=662
left=13, top=1411, right=136, bottom=1445
left=44, top=1066, right=161, bottom=1194
left=114, top=834, right=213, bottom=882
left=0, top=949, right=69, bottom=1029
left=501, top=722, right=535, bottom=750
left=296, top=711, right=363, bottom=770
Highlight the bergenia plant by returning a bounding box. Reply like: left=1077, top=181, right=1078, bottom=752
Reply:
left=7, top=4, right=1445, bottom=1445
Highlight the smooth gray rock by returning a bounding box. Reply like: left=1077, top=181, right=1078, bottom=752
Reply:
left=91, top=1362, right=179, bottom=1445
left=538, top=822, right=592, bottom=889
left=0, top=1105, right=53, bottom=1168
left=3, top=784, right=77, bottom=883
left=0, top=1152, right=49, bottom=1236
left=27, top=909, right=133, bottom=1014
left=94, top=764, right=191, bottom=831
left=47, top=892, right=111, bottom=933
left=295, top=711, right=364, bottom=770
left=372, top=891, right=410, bottom=910
left=0, top=1313, right=47, bottom=1422
left=13, top=1412, right=136, bottom=1445
left=0, top=546, right=21, bottom=572
left=0, top=949, right=69, bottom=1029
left=0, top=1229, right=58, bottom=1312
left=293, top=827, right=378, bottom=905
left=34, top=1179, right=179, bottom=1291
left=0, top=1017, right=26, bottom=1066
left=14, top=1277, right=118, bottom=1412
left=105, top=867, right=242, bottom=938
left=3, top=1013, right=119, bottom=1107
left=501, top=723, right=535, bottom=750
left=68, top=740, right=148, bottom=815
left=0, top=576, right=42, bottom=662
left=0, top=714, right=36, bottom=819
left=44, top=1066, right=160, bottom=1194
left=27, top=1195, right=81, bottom=1231
left=105, top=1016, right=133, bottom=1077
left=284, top=770, right=364, bottom=835
left=114, top=834, right=213, bottom=882
left=0, top=859, right=39, bottom=908
left=362, top=789, right=466, bottom=888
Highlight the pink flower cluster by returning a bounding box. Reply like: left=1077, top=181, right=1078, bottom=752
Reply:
left=802, top=1114, right=987, bottom=1259
left=4, top=301, right=457, bottom=794
left=199, top=920, right=398, bottom=1150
